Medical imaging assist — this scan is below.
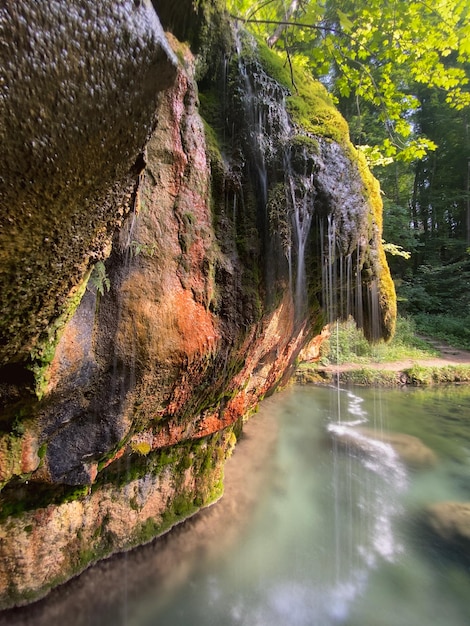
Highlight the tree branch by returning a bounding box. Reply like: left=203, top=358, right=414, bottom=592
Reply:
left=230, top=15, right=403, bottom=147
left=267, top=0, right=300, bottom=48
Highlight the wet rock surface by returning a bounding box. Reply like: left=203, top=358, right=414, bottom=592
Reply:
left=0, top=2, right=396, bottom=609
left=0, top=0, right=177, bottom=364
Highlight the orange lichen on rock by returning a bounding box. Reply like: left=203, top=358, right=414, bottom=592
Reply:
left=298, top=325, right=331, bottom=363
left=0, top=427, right=41, bottom=485
left=174, top=289, right=219, bottom=357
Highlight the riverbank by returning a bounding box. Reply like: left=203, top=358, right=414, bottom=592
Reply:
left=296, top=337, right=470, bottom=386
left=0, top=398, right=279, bottom=626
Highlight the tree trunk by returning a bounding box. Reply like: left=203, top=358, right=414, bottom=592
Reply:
left=267, top=0, right=300, bottom=47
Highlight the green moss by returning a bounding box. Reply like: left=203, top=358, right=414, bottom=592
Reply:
left=60, top=485, right=91, bottom=504
left=354, top=151, right=397, bottom=341
left=27, top=268, right=92, bottom=399
left=256, top=41, right=350, bottom=143
left=181, top=453, right=193, bottom=470
left=96, top=433, right=131, bottom=472
left=96, top=426, right=233, bottom=490
left=201, top=115, right=227, bottom=228
left=130, top=429, right=231, bottom=546
left=37, top=442, right=47, bottom=460
left=11, top=412, right=26, bottom=436
left=295, top=367, right=328, bottom=385
left=290, top=134, right=320, bottom=153
left=227, top=429, right=237, bottom=451
left=129, top=496, right=140, bottom=511
left=136, top=516, right=161, bottom=544
left=0, top=481, right=91, bottom=521
left=296, top=362, right=470, bottom=387
left=340, top=368, right=402, bottom=386
left=88, top=261, right=110, bottom=296
left=130, top=441, right=151, bottom=456
left=0, top=434, right=24, bottom=492
left=0, top=496, right=26, bottom=520
left=200, top=91, right=224, bottom=136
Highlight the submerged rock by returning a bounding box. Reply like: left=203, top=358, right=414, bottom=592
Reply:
left=424, top=501, right=470, bottom=557
left=330, top=426, right=437, bottom=469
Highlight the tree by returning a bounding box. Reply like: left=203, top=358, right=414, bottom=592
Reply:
left=228, top=0, right=470, bottom=163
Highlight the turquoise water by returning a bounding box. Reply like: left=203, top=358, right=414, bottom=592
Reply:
left=4, top=384, right=470, bottom=626
left=134, top=385, right=470, bottom=626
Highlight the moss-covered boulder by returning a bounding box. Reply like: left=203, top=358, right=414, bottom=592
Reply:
left=216, top=31, right=396, bottom=342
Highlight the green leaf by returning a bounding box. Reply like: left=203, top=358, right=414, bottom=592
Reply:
left=337, top=9, right=354, bottom=33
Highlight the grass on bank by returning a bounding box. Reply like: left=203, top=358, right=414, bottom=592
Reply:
left=412, top=313, right=470, bottom=351
left=296, top=315, right=470, bottom=386
left=318, top=316, right=438, bottom=366
left=297, top=363, right=470, bottom=387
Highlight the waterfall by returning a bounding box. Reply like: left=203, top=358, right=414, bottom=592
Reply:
left=233, top=28, right=290, bottom=209
left=367, top=278, right=381, bottom=341
left=284, top=146, right=315, bottom=318
left=231, top=29, right=317, bottom=318
left=321, top=215, right=338, bottom=323
left=319, top=213, right=371, bottom=334
left=229, top=28, right=390, bottom=335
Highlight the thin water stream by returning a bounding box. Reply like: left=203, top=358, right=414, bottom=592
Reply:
left=3, top=384, right=470, bottom=626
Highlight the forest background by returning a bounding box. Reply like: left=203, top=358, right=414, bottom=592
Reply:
left=227, top=0, right=470, bottom=349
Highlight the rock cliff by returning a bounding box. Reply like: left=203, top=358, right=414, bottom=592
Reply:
left=0, top=0, right=396, bottom=609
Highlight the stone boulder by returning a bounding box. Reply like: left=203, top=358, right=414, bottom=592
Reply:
left=425, top=501, right=470, bottom=557
left=0, top=0, right=177, bottom=366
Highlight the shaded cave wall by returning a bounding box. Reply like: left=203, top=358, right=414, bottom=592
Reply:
left=0, top=0, right=396, bottom=609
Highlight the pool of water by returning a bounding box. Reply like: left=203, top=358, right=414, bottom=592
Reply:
left=4, top=384, right=470, bottom=626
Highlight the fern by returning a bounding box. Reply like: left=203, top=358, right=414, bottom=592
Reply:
left=89, top=261, right=110, bottom=296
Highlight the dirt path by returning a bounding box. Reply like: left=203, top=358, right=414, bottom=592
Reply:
left=319, top=337, right=470, bottom=373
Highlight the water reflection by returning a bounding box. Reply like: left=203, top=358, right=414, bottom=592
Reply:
left=3, top=385, right=470, bottom=626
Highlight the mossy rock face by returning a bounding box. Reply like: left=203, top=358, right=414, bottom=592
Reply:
left=0, top=4, right=397, bottom=609
left=221, top=30, right=396, bottom=340
left=151, top=0, right=230, bottom=78
left=0, top=426, right=234, bottom=610
left=0, top=0, right=177, bottom=366
left=255, top=39, right=350, bottom=144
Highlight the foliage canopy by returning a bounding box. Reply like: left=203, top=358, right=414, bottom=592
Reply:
left=228, top=0, right=470, bottom=162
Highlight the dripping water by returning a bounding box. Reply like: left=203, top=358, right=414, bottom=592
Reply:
left=284, top=146, right=315, bottom=319
left=320, top=215, right=368, bottom=328
left=355, top=244, right=364, bottom=330
left=233, top=28, right=291, bottom=209
left=328, top=388, right=407, bottom=607
left=232, top=27, right=317, bottom=318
